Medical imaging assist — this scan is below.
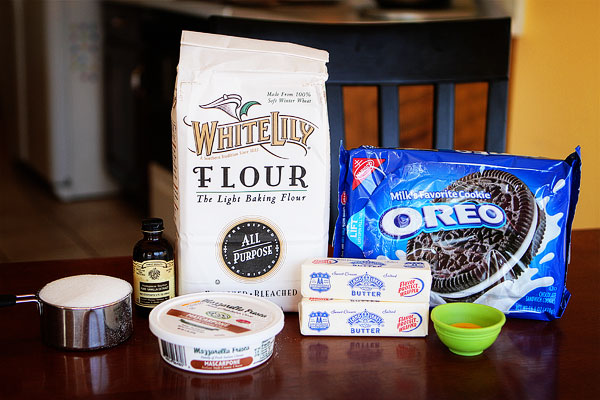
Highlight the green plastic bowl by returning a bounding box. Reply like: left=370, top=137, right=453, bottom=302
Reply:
left=431, top=303, right=506, bottom=356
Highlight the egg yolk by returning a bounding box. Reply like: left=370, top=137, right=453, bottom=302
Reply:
left=451, top=322, right=482, bottom=329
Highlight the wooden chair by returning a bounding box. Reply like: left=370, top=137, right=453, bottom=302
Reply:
left=208, top=16, right=512, bottom=237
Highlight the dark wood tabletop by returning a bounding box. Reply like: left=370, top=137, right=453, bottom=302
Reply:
left=1, top=229, right=598, bottom=399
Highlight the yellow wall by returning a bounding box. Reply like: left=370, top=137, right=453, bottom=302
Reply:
left=508, top=0, right=600, bottom=229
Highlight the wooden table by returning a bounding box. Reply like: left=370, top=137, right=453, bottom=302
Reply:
left=1, top=230, right=598, bottom=399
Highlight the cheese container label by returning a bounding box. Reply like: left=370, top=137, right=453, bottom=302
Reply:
left=172, top=31, right=330, bottom=311
left=299, top=298, right=429, bottom=337
left=301, top=257, right=431, bottom=302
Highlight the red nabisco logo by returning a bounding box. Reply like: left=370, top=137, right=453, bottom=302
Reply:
left=397, top=278, right=424, bottom=297
left=397, top=313, right=422, bottom=332
left=352, top=158, right=385, bottom=189
left=340, top=191, right=348, bottom=205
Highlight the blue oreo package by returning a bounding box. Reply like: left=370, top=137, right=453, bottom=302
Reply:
left=333, top=146, right=581, bottom=321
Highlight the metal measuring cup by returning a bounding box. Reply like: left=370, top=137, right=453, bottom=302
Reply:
left=0, top=276, right=133, bottom=350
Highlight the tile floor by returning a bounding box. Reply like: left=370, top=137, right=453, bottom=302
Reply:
left=1, top=161, right=143, bottom=263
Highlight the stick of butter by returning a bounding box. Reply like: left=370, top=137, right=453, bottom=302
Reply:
left=299, top=298, right=429, bottom=337
left=300, top=258, right=431, bottom=302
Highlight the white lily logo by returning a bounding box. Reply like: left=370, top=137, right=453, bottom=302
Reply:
left=200, top=94, right=260, bottom=122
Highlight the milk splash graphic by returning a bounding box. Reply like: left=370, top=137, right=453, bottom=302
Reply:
left=473, top=179, right=566, bottom=312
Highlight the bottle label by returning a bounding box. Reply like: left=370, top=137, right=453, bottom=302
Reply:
left=133, top=260, right=175, bottom=308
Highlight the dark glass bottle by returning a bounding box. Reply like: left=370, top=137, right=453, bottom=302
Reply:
left=133, top=218, right=175, bottom=317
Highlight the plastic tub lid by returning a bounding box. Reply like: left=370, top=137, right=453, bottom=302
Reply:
left=149, top=292, right=285, bottom=347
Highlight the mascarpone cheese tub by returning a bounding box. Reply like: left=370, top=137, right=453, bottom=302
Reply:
left=149, top=292, right=284, bottom=373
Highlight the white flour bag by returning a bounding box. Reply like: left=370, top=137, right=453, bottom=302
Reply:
left=172, top=31, right=330, bottom=311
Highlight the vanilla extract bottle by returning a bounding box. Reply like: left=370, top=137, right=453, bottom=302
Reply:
left=133, top=218, right=175, bottom=317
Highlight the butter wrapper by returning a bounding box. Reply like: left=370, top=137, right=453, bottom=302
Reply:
left=300, top=258, right=431, bottom=302
left=299, top=298, right=429, bottom=337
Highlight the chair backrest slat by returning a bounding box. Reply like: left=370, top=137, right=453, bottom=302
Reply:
left=433, top=82, right=455, bottom=150
left=485, top=79, right=509, bottom=153
left=378, top=85, right=400, bottom=148
left=325, top=83, right=345, bottom=231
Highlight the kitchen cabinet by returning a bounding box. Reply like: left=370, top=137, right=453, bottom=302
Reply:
left=102, top=2, right=206, bottom=210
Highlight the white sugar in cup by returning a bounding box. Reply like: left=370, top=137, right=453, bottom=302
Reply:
left=39, top=274, right=132, bottom=308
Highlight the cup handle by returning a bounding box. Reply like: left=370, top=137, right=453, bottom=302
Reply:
left=0, top=294, right=16, bottom=307
left=0, top=294, right=40, bottom=311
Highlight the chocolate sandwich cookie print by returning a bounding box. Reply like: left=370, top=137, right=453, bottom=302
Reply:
left=405, top=170, right=546, bottom=303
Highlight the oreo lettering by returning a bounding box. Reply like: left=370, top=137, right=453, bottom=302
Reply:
left=379, top=203, right=506, bottom=240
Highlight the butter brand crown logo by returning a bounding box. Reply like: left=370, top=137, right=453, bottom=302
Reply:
left=189, top=93, right=316, bottom=158
left=348, top=273, right=385, bottom=292
left=347, top=310, right=384, bottom=328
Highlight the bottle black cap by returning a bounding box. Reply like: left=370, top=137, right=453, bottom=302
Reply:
left=142, top=218, right=164, bottom=232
